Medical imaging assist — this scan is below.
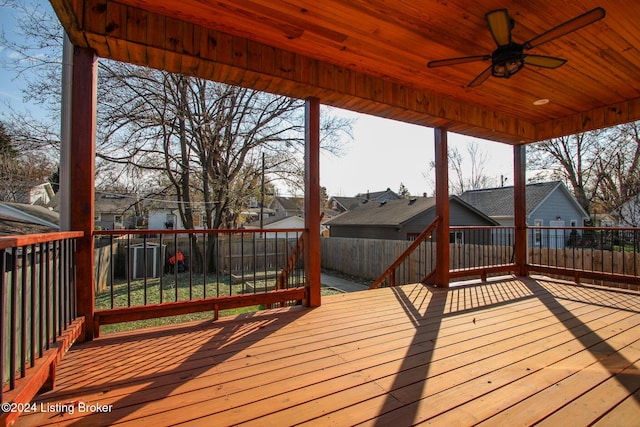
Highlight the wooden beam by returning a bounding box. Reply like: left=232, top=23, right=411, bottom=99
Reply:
left=513, top=145, right=528, bottom=276
left=70, top=46, right=97, bottom=341
left=535, top=98, right=640, bottom=141
left=94, top=289, right=306, bottom=330
left=304, top=97, right=321, bottom=307
left=434, top=127, right=450, bottom=288
left=64, top=0, right=535, bottom=145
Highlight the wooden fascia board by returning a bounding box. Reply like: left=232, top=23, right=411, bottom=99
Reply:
left=57, top=0, right=536, bottom=145
left=535, top=97, right=640, bottom=141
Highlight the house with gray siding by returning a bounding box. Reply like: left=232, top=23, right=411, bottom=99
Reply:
left=460, top=181, right=590, bottom=248
left=326, top=195, right=498, bottom=241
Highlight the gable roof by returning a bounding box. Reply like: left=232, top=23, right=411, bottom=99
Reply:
left=330, top=196, right=366, bottom=211
left=354, top=188, right=400, bottom=202
left=459, top=181, right=589, bottom=219
left=271, top=196, right=304, bottom=213
left=0, top=214, right=58, bottom=236
left=0, top=202, right=60, bottom=236
left=330, top=189, right=401, bottom=212
left=326, top=196, right=497, bottom=227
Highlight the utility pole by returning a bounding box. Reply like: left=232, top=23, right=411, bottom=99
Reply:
left=260, top=152, right=265, bottom=229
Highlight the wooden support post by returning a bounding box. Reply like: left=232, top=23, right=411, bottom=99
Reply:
left=304, top=97, right=321, bottom=307
left=514, top=145, right=528, bottom=276
left=70, top=46, right=97, bottom=341
left=434, top=127, right=450, bottom=288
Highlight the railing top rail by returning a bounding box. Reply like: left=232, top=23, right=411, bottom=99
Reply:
left=94, top=228, right=306, bottom=236
left=0, top=231, right=84, bottom=250
left=449, top=225, right=515, bottom=230
left=529, top=226, right=640, bottom=231
left=370, top=216, right=440, bottom=289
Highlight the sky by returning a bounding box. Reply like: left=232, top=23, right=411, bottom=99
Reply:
left=319, top=109, right=514, bottom=198
left=0, top=1, right=516, bottom=199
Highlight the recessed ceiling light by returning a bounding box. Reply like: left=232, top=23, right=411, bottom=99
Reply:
left=533, top=98, right=550, bottom=106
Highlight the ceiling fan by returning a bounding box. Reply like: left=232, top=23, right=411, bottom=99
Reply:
left=427, top=7, right=605, bottom=87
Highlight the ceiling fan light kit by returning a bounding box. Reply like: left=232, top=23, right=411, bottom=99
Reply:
left=427, top=7, right=606, bottom=87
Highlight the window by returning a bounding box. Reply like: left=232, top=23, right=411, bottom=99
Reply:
left=450, top=231, right=463, bottom=244
left=570, top=219, right=577, bottom=227
left=534, top=219, right=543, bottom=245
left=114, top=215, right=123, bottom=224
left=192, top=214, right=204, bottom=228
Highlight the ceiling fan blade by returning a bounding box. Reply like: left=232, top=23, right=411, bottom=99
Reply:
left=428, top=55, right=490, bottom=68
left=468, top=66, right=492, bottom=87
left=524, top=7, right=605, bottom=49
left=485, top=9, right=512, bottom=47
left=524, top=55, right=567, bottom=68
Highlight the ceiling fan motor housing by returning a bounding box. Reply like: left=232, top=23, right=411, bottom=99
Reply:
left=491, top=44, right=524, bottom=78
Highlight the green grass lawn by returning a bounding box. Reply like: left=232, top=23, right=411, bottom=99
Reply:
left=96, top=273, right=342, bottom=334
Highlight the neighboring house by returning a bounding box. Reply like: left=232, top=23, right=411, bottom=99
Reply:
left=615, top=197, right=640, bottom=227
left=269, top=196, right=304, bottom=218
left=329, top=188, right=400, bottom=213
left=593, top=213, right=617, bottom=227
left=459, top=181, right=590, bottom=248
left=3, top=182, right=55, bottom=206
left=355, top=188, right=400, bottom=203
left=325, top=196, right=498, bottom=241
left=94, top=192, right=141, bottom=230
left=459, top=181, right=589, bottom=227
left=146, top=200, right=207, bottom=230
left=246, top=213, right=329, bottom=237
left=0, top=201, right=59, bottom=236
left=246, top=215, right=305, bottom=238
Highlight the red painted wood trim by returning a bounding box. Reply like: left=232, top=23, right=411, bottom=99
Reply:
left=434, top=127, right=450, bottom=288
left=0, top=232, right=83, bottom=250
left=513, top=145, right=528, bottom=276
left=369, top=216, right=439, bottom=289
left=527, top=265, right=640, bottom=287
left=94, top=288, right=306, bottom=328
left=0, top=318, right=84, bottom=427
left=448, top=264, right=517, bottom=279
left=70, top=46, right=98, bottom=341
left=304, top=98, right=321, bottom=307
left=93, top=228, right=306, bottom=236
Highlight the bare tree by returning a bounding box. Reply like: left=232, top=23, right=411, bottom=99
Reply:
left=527, top=131, right=601, bottom=215
left=0, top=122, right=55, bottom=202
left=426, top=140, right=495, bottom=195
left=528, top=122, right=640, bottom=222
left=596, top=122, right=640, bottom=224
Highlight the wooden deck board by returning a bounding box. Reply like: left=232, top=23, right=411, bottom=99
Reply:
left=15, top=277, right=640, bottom=426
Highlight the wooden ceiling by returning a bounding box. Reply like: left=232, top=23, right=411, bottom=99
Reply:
left=50, top=0, right=640, bottom=145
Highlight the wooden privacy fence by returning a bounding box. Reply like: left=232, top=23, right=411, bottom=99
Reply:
left=321, top=237, right=514, bottom=284
left=322, top=236, right=640, bottom=288
left=321, top=237, right=421, bottom=281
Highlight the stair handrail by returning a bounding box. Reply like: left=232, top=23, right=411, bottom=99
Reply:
left=370, top=216, right=440, bottom=289
left=276, top=232, right=305, bottom=289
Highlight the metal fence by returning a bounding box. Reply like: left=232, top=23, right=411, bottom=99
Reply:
left=92, top=229, right=306, bottom=326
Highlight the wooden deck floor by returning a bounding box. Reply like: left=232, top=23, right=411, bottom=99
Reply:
left=16, top=276, right=640, bottom=426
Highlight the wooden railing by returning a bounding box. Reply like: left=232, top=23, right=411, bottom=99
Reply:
left=527, top=226, right=640, bottom=289
left=277, top=233, right=305, bottom=290
left=1, top=232, right=84, bottom=426
left=92, top=228, right=307, bottom=333
left=370, top=217, right=439, bottom=289
left=448, top=225, right=516, bottom=280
